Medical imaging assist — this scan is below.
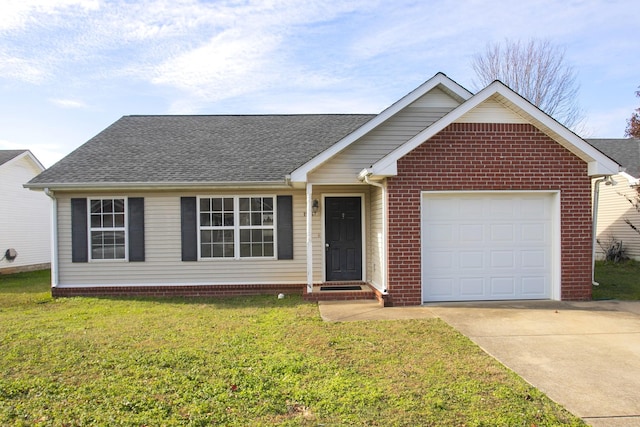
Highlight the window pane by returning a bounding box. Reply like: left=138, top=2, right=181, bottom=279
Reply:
left=251, top=213, right=261, bottom=226
left=200, top=198, right=211, bottom=212
left=212, top=230, right=224, bottom=243
left=212, top=244, right=223, bottom=258
left=263, top=213, right=273, bottom=225
left=103, top=214, right=114, bottom=228
left=263, top=198, right=273, bottom=210
left=224, top=213, right=234, bottom=226
left=252, top=229, right=262, bottom=241
left=91, top=214, right=102, bottom=228
left=264, top=243, right=274, bottom=257
left=200, top=213, right=211, bottom=227
left=240, top=243, right=251, bottom=257
left=201, top=230, right=212, bottom=244
left=223, top=230, right=234, bottom=242
left=103, top=199, right=113, bottom=213
left=239, top=198, right=249, bottom=211
left=264, top=229, right=273, bottom=242
left=239, top=213, right=250, bottom=226
left=211, top=198, right=222, bottom=211
left=240, top=229, right=250, bottom=242
left=114, top=213, right=125, bottom=227
left=252, top=243, right=263, bottom=257
left=223, top=243, right=234, bottom=258
left=212, top=213, right=222, bottom=226
left=90, top=200, right=102, bottom=214
left=201, top=244, right=212, bottom=258
left=223, top=198, right=234, bottom=211
left=114, top=199, right=125, bottom=213
left=251, top=197, right=261, bottom=211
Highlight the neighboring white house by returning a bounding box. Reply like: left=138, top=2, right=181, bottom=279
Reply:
left=0, top=150, right=51, bottom=273
left=588, top=139, right=640, bottom=260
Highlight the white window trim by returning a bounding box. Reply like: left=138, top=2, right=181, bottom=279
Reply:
left=87, top=197, right=129, bottom=262
left=197, top=195, right=278, bottom=261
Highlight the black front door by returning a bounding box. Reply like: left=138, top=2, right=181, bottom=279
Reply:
left=325, top=197, right=362, bottom=281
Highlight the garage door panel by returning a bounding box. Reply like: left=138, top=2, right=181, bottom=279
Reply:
left=460, top=278, right=485, bottom=297
left=490, top=277, right=516, bottom=296
left=521, top=276, right=547, bottom=296
left=422, top=193, right=553, bottom=302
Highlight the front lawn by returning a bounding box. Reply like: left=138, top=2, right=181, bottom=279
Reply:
left=594, top=260, right=640, bottom=300
left=0, top=270, right=583, bottom=426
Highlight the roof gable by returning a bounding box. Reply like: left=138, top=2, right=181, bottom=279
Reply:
left=0, top=150, right=44, bottom=171
left=368, top=81, right=620, bottom=178
left=289, top=73, right=472, bottom=182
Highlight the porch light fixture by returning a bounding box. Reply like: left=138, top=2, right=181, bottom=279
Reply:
left=312, top=199, right=319, bottom=215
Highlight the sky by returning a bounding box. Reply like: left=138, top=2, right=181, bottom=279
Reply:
left=0, top=0, right=637, bottom=167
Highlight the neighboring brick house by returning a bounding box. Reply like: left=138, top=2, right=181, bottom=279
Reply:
left=0, top=150, right=51, bottom=274
left=26, top=73, right=618, bottom=305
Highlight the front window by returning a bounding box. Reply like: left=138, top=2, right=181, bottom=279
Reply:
left=89, top=198, right=126, bottom=260
left=199, top=196, right=275, bottom=259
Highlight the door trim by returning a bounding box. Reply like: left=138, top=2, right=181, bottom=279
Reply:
left=321, top=193, right=366, bottom=282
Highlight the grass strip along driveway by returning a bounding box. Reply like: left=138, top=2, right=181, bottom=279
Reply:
left=0, top=270, right=583, bottom=426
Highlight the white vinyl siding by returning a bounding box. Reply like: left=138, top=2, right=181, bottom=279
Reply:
left=595, top=175, right=640, bottom=260
left=455, top=96, right=528, bottom=124
left=0, top=154, right=51, bottom=271
left=369, top=185, right=384, bottom=287
left=56, top=190, right=308, bottom=285
left=309, top=87, right=460, bottom=183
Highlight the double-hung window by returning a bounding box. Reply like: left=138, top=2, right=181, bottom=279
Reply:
left=199, top=196, right=275, bottom=259
left=89, top=198, right=127, bottom=260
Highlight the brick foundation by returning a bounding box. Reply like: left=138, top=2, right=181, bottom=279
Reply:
left=385, top=123, right=593, bottom=306
left=52, top=283, right=304, bottom=298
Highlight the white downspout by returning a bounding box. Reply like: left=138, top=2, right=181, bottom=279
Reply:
left=43, top=188, right=58, bottom=288
left=363, top=175, right=388, bottom=294
left=591, top=177, right=607, bottom=287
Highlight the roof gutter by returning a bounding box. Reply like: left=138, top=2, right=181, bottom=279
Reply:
left=24, top=180, right=293, bottom=191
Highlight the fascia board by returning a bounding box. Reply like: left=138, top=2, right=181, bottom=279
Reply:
left=289, top=73, right=472, bottom=183
left=23, top=180, right=291, bottom=191
left=372, top=81, right=620, bottom=177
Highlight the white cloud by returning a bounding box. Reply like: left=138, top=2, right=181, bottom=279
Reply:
left=49, top=98, right=88, bottom=109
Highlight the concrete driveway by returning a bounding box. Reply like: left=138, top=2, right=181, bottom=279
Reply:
left=318, top=300, right=640, bottom=426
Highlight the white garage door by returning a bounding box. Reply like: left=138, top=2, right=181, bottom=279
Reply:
left=422, top=192, right=555, bottom=302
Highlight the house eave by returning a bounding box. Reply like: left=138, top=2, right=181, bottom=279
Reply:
left=24, top=180, right=292, bottom=192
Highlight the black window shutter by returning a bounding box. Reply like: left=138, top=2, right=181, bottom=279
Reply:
left=128, top=198, right=145, bottom=262
left=71, top=198, right=88, bottom=263
left=277, top=195, right=293, bottom=260
left=181, top=197, right=198, bottom=261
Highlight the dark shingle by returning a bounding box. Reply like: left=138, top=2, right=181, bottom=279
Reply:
left=587, top=138, right=640, bottom=178
left=0, top=150, right=27, bottom=167
left=29, top=115, right=375, bottom=186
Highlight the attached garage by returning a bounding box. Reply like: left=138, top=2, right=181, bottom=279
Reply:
left=421, top=192, right=559, bottom=302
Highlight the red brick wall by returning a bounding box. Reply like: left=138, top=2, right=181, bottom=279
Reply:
left=386, top=123, right=593, bottom=306
left=52, top=283, right=303, bottom=298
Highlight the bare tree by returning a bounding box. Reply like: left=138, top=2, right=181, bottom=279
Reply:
left=471, top=39, right=584, bottom=130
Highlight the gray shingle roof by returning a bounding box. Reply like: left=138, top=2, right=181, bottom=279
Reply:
left=28, top=114, right=375, bottom=187
left=0, top=150, right=27, bottom=167
left=586, top=138, right=640, bottom=178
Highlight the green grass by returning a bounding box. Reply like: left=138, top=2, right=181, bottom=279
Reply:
left=594, top=259, right=640, bottom=300
left=0, top=270, right=583, bottom=426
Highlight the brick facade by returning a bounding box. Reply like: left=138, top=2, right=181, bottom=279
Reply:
left=386, top=123, right=593, bottom=306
